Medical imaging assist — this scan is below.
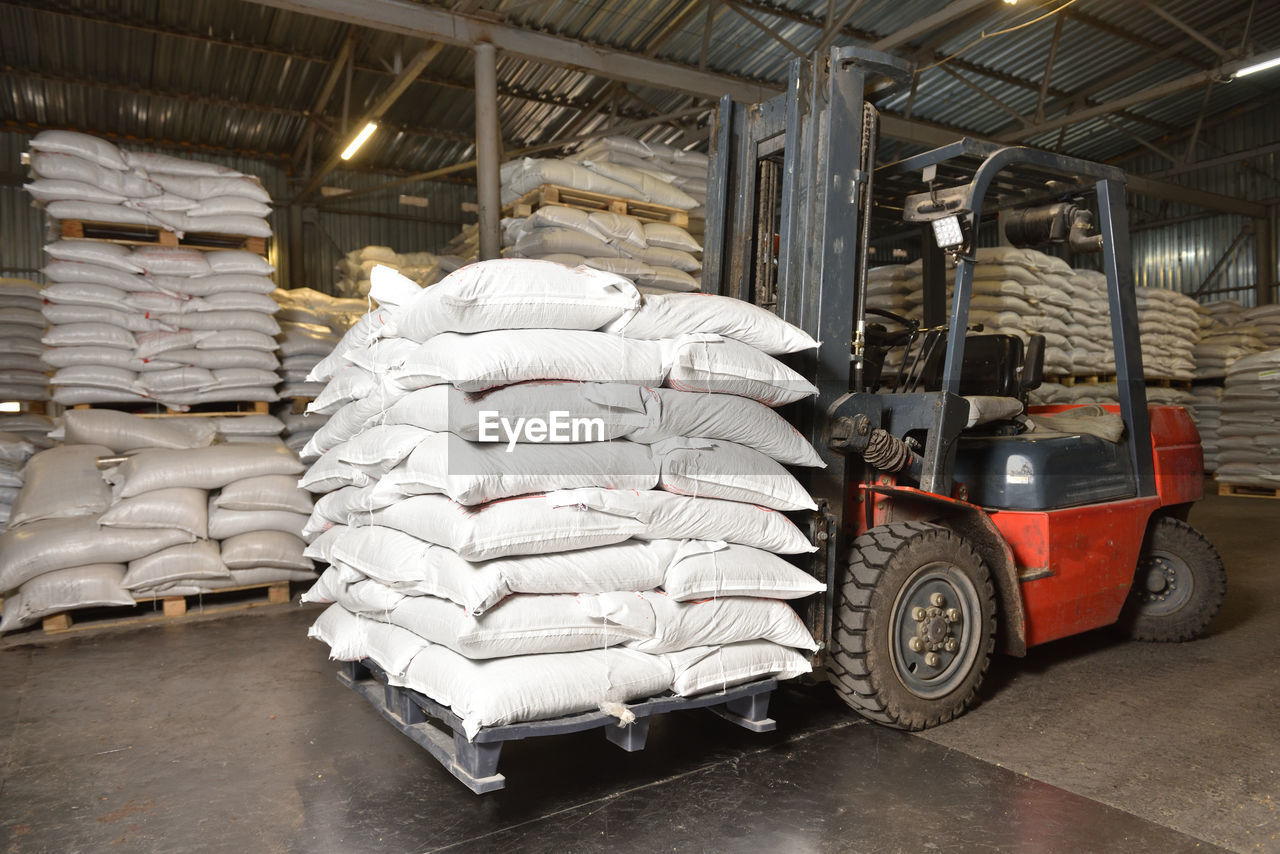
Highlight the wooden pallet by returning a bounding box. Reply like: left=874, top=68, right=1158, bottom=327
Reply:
left=0, top=400, right=47, bottom=414
left=1216, top=482, right=1280, bottom=500
left=287, top=397, right=314, bottom=415
left=70, top=400, right=270, bottom=416
left=39, top=581, right=292, bottom=635
left=1053, top=374, right=1117, bottom=387
left=1147, top=377, right=1194, bottom=389
left=59, top=219, right=267, bottom=256
left=504, top=184, right=690, bottom=227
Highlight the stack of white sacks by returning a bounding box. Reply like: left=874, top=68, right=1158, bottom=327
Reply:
left=1215, top=350, right=1280, bottom=488
left=1194, top=300, right=1261, bottom=380
left=0, top=430, right=38, bottom=530
left=571, top=134, right=709, bottom=215
left=24, top=130, right=272, bottom=239
left=0, top=277, right=49, bottom=402
left=504, top=205, right=703, bottom=294
left=1242, top=304, right=1280, bottom=349
left=1188, top=385, right=1225, bottom=472
left=333, top=246, right=442, bottom=298
left=1136, top=287, right=1201, bottom=380
left=0, top=410, right=316, bottom=633
left=272, top=287, right=365, bottom=454
left=868, top=248, right=1078, bottom=378
left=39, top=242, right=281, bottom=408
left=300, top=259, right=825, bottom=737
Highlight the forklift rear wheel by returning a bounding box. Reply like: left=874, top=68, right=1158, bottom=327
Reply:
left=1122, top=517, right=1226, bottom=642
left=828, top=521, right=997, bottom=731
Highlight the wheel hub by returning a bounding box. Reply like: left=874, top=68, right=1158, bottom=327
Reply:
left=891, top=564, right=981, bottom=700
left=1132, top=550, right=1193, bottom=617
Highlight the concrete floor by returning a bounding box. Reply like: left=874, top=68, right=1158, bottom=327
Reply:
left=0, top=490, right=1274, bottom=853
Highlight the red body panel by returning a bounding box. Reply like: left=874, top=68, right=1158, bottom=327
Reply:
left=856, top=403, right=1204, bottom=649
left=988, top=497, right=1162, bottom=646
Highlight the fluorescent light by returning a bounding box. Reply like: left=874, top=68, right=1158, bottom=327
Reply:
left=1235, top=54, right=1280, bottom=78
left=0, top=401, right=19, bottom=412
left=340, top=122, right=378, bottom=160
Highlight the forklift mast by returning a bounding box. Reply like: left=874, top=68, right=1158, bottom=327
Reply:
left=703, top=46, right=1157, bottom=649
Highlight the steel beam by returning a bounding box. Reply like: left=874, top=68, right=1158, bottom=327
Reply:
left=474, top=43, right=502, bottom=262
left=871, top=0, right=996, bottom=52
left=296, top=44, right=444, bottom=202
left=241, top=0, right=775, bottom=103
left=292, top=30, right=356, bottom=167
left=995, top=56, right=1270, bottom=145
left=1035, top=13, right=1065, bottom=123
left=723, top=0, right=809, bottom=58
left=1256, top=211, right=1276, bottom=305
left=1148, top=140, right=1280, bottom=180
left=1, top=0, right=652, bottom=119
left=1133, top=0, right=1230, bottom=58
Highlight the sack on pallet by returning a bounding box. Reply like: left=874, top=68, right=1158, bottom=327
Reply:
left=99, top=487, right=210, bottom=539
left=30, top=130, right=127, bottom=169
left=669, top=640, right=812, bottom=697
left=208, top=502, right=307, bottom=539
left=587, top=212, right=648, bottom=254
left=24, top=179, right=127, bottom=205
left=220, top=531, right=311, bottom=571
left=214, top=474, right=312, bottom=514
left=336, top=582, right=655, bottom=659
left=390, top=330, right=816, bottom=406
left=549, top=487, right=816, bottom=554
left=308, top=604, right=431, bottom=678
left=122, top=540, right=230, bottom=590
left=0, top=564, right=134, bottom=633
left=104, top=443, right=304, bottom=498
left=186, top=196, right=272, bottom=218
left=512, top=228, right=620, bottom=260
left=582, top=257, right=655, bottom=278
left=625, top=592, right=818, bottom=654
left=158, top=310, right=279, bottom=336
left=643, top=222, right=701, bottom=253
left=29, top=153, right=157, bottom=196
left=634, top=267, right=699, bottom=293
left=330, top=528, right=675, bottom=615
left=652, top=438, right=816, bottom=511
left=377, top=434, right=658, bottom=506
left=607, top=292, right=817, bottom=354
left=580, top=160, right=699, bottom=209
left=45, top=200, right=160, bottom=229
left=501, top=158, right=639, bottom=202
left=661, top=542, right=826, bottom=601
left=386, top=260, right=640, bottom=341
left=7, top=445, right=114, bottom=528
left=0, top=516, right=193, bottom=591
left=43, top=260, right=148, bottom=291
left=127, top=247, right=212, bottom=277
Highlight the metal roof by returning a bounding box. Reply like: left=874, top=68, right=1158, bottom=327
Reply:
left=1, top=0, right=1276, bottom=197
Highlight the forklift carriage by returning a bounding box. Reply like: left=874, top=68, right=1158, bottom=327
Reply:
left=703, top=46, right=1226, bottom=730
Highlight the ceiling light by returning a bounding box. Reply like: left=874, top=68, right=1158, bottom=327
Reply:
left=1002, top=0, right=1017, bottom=4
left=0, top=401, right=19, bottom=413
left=340, top=122, right=378, bottom=160
left=1234, top=53, right=1280, bottom=78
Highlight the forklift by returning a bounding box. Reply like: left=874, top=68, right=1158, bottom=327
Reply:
left=702, top=46, right=1226, bottom=731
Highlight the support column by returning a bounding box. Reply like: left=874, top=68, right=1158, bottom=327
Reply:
left=287, top=203, right=305, bottom=290
left=1257, top=209, right=1276, bottom=306
left=474, top=42, right=502, bottom=261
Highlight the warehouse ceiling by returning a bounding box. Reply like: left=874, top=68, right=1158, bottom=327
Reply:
left=2, top=0, right=1277, bottom=211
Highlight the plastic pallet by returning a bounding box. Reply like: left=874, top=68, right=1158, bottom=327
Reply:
left=338, top=659, right=777, bottom=794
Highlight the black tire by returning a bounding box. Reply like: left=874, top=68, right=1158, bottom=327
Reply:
left=828, top=521, right=997, bottom=731
left=1121, top=517, right=1226, bottom=642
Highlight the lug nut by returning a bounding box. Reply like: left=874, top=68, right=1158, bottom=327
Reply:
left=924, top=653, right=940, bottom=667
left=930, top=593, right=945, bottom=607
left=912, top=607, right=926, bottom=621
left=944, top=639, right=958, bottom=652
left=946, top=608, right=961, bottom=622
left=908, top=637, right=924, bottom=652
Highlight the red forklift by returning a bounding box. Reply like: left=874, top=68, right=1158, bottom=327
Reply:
left=702, top=46, right=1226, bottom=730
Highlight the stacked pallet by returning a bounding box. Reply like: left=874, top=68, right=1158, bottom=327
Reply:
left=1214, top=350, right=1280, bottom=490
left=0, top=410, right=316, bottom=633
left=271, top=287, right=366, bottom=454
left=0, top=277, right=49, bottom=403
left=25, top=130, right=271, bottom=244
left=301, top=260, right=823, bottom=741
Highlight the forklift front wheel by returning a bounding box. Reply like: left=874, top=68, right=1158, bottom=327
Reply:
left=829, top=522, right=997, bottom=731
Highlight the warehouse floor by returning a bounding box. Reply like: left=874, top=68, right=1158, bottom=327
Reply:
left=2, top=491, right=1275, bottom=854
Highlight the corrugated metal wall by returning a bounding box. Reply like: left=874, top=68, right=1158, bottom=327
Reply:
left=1122, top=108, right=1279, bottom=306
left=0, top=131, right=473, bottom=293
